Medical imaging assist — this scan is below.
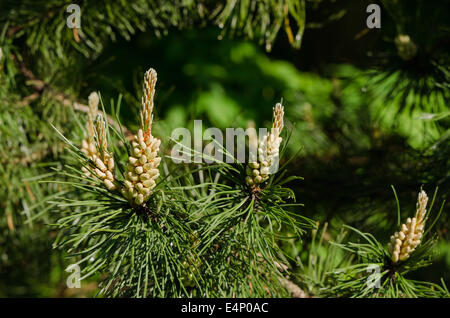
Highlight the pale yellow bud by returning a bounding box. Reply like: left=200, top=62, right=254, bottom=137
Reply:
left=95, top=158, right=107, bottom=172
left=121, top=68, right=161, bottom=206
left=153, top=157, right=161, bottom=166
left=254, top=176, right=263, bottom=184
left=388, top=190, right=428, bottom=263
left=104, top=179, right=115, bottom=190
left=95, top=168, right=106, bottom=178
left=135, top=194, right=144, bottom=205
left=124, top=180, right=133, bottom=189
left=134, top=147, right=142, bottom=157
left=137, top=129, right=144, bottom=141
left=143, top=179, right=155, bottom=188
left=108, top=158, right=114, bottom=171
left=127, top=172, right=139, bottom=182
left=145, top=147, right=154, bottom=159
left=136, top=183, right=144, bottom=192
left=135, top=166, right=144, bottom=174
left=139, top=155, right=148, bottom=164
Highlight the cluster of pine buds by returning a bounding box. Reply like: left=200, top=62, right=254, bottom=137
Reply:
left=80, top=93, right=116, bottom=190
left=121, top=68, right=161, bottom=205
left=91, top=116, right=116, bottom=190
left=388, top=190, right=428, bottom=263
left=245, top=103, right=284, bottom=188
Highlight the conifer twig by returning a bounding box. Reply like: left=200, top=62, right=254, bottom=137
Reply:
left=279, top=278, right=308, bottom=298
left=14, top=56, right=133, bottom=139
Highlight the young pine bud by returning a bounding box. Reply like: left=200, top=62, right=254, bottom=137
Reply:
left=122, top=68, right=161, bottom=206
left=246, top=103, right=284, bottom=187
left=91, top=115, right=116, bottom=190
left=388, top=190, right=428, bottom=263
left=81, top=92, right=100, bottom=160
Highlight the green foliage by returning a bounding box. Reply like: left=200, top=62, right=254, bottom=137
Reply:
left=0, top=0, right=448, bottom=298
left=294, top=223, right=353, bottom=296
left=327, top=225, right=448, bottom=298
left=0, top=36, right=74, bottom=296
left=42, top=91, right=312, bottom=297
left=214, top=0, right=306, bottom=51
left=323, top=190, right=449, bottom=298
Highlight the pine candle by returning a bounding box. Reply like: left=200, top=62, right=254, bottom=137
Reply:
left=80, top=92, right=116, bottom=190
left=246, top=103, right=284, bottom=187
left=388, top=190, right=428, bottom=263
left=92, top=116, right=116, bottom=190
left=81, top=92, right=100, bottom=160
left=122, top=69, right=161, bottom=205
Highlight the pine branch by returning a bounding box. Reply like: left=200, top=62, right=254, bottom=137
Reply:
left=13, top=55, right=133, bottom=139
left=279, top=277, right=308, bottom=298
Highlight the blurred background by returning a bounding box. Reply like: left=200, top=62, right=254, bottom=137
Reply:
left=0, top=0, right=448, bottom=296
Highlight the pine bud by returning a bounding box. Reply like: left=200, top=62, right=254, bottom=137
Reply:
left=81, top=92, right=100, bottom=161
left=108, top=157, right=114, bottom=171
left=92, top=116, right=116, bottom=190
left=95, top=157, right=107, bottom=172
left=246, top=103, right=284, bottom=187
left=80, top=94, right=117, bottom=191
left=122, top=68, right=161, bottom=206
left=129, top=157, right=138, bottom=165
left=104, top=179, right=115, bottom=190
left=388, top=190, right=428, bottom=263
left=135, top=166, right=144, bottom=174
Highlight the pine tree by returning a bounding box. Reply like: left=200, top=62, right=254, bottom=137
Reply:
left=0, top=0, right=448, bottom=298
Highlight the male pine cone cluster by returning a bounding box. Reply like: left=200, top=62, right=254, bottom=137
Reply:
left=122, top=129, right=161, bottom=205
left=81, top=92, right=116, bottom=190
left=121, top=69, right=161, bottom=205
left=388, top=190, right=428, bottom=263
left=81, top=68, right=162, bottom=205
left=246, top=103, right=284, bottom=188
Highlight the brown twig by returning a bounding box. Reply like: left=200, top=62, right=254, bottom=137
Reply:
left=279, top=278, right=308, bottom=298
left=15, top=56, right=133, bottom=139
